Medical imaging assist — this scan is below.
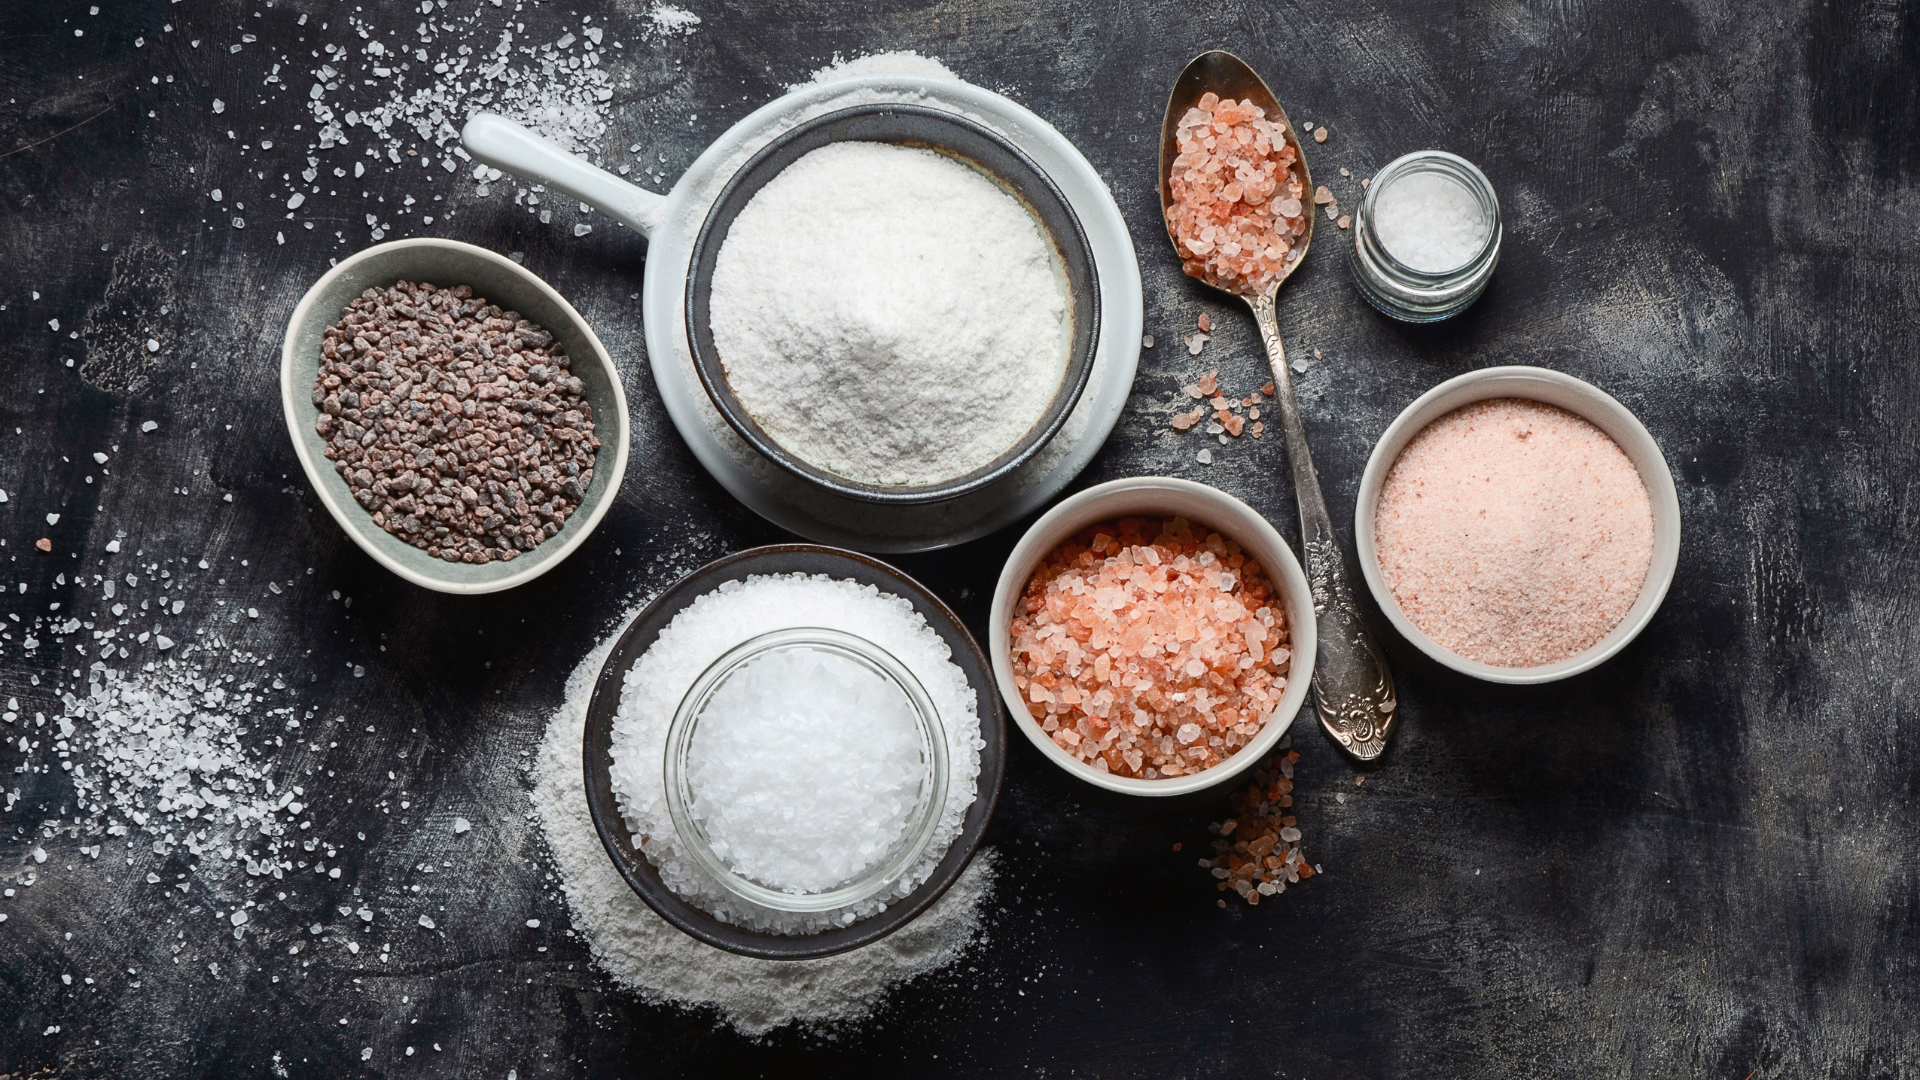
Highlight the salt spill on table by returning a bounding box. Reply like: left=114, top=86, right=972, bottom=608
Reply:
left=607, top=574, right=983, bottom=934
left=532, top=606, right=994, bottom=1037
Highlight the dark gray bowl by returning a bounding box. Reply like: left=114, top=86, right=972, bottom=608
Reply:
left=685, top=104, right=1101, bottom=506
left=582, top=544, right=1006, bottom=960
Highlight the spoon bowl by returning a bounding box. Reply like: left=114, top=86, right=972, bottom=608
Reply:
left=1158, top=51, right=1312, bottom=300
left=1156, top=52, right=1400, bottom=761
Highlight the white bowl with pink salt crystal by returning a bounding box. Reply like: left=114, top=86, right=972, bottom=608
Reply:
left=1355, top=366, right=1682, bottom=684
left=990, top=477, right=1316, bottom=796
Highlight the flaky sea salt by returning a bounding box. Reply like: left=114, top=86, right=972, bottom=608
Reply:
left=607, top=574, right=982, bottom=934
left=709, top=142, right=1068, bottom=487
left=1371, top=171, right=1491, bottom=273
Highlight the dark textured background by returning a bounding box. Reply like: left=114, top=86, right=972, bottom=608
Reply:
left=3, top=0, right=1915, bottom=1075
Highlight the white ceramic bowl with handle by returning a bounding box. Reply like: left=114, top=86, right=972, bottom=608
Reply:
left=989, top=477, right=1316, bottom=796
left=281, top=237, right=630, bottom=594
left=1353, top=365, right=1681, bottom=683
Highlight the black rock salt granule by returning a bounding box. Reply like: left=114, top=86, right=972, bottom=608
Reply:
left=313, top=280, right=600, bottom=564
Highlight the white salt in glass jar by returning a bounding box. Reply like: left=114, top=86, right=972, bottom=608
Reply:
left=661, top=627, right=951, bottom=914
left=1348, top=151, right=1501, bottom=322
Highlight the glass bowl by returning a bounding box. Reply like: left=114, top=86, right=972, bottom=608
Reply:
left=661, top=626, right=951, bottom=914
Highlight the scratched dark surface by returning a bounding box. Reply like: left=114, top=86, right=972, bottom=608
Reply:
left=2, top=0, right=1915, bottom=1076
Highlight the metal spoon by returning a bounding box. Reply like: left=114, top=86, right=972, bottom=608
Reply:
left=1157, top=51, right=1399, bottom=760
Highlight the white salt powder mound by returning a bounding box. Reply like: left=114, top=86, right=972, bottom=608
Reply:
left=1372, top=171, right=1491, bottom=273
left=532, top=608, right=994, bottom=1037
left=689, top=649, right=926, bottom=893
left=607, top=574, right=983, bottom=934
left=709, top=142, right=1069, bottom=487
left=789, top=50, right=960, bottom=89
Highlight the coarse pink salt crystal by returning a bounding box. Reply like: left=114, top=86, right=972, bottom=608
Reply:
left=1166, top=93, right=1306, bottom=295
left=1373, top=398, right=1654, bottom=668
left=1008, top=516, right=1291, bottom=779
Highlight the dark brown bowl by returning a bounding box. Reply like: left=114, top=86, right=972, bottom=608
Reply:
left=685, top=103, right=1101, bottom=505
left=581, top=544, right=1007, bottom=960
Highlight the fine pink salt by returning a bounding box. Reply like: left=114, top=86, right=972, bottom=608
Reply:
left=1373, top=398, right=1654, bottom=668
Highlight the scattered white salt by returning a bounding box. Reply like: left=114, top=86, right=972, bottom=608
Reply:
left=452, top=817, right=471, bottom=834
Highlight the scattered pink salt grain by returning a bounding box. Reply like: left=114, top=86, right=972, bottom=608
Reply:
left=1373, top=398, right=1654, bottom=668
left=1009, top=517, right=1291, bottom=780
left=1197, top=312, right=1212, bottom=332
left=1195, top=370, right=1219, bottom=396
left=1167, top=93, right=1307, bottom=295
left=1170, top=408, right=1205, bottom=431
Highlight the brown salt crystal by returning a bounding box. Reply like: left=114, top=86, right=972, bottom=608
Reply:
left=1197, top=312, right=1212, bottom=332
left=1261, top=380, right=1276, bottom=396
left=35, top=538, right=52, bottom=552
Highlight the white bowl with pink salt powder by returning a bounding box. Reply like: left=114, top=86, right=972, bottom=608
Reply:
left=990, top=477, right=1316, bottom=796
left=1355, top=366, right=1681, bottom=684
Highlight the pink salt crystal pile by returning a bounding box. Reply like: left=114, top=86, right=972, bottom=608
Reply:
left=1206, top=751, right=1314, bottom=906
left=1167, top=93, right=1307, bottom=296
left=1374, top=398, right=1655, bottom=668
left=1009, top=516, right=1291, bottom=780
left=1170, top=369, right=1266, bottom=441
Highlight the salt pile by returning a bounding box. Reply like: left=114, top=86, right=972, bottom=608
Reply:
left=1371, top=172, right=1491, bottom=273
left=1374, top=398, right=1654, bottom=667
left=709, top=142, right=1068, bottom=487
left=688, top=647, right=928, bottom=893
left=532, top=606, right=993, bottom=1037
left=607, top=574, right=983, bottom=934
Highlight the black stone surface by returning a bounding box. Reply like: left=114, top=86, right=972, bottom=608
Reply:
left=2, top=0, right=1915, bottom=1075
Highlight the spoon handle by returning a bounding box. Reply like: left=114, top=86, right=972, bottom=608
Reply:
left=1247, top=292, right=1400, bottom=760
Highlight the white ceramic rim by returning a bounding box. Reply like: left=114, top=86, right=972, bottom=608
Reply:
left=279, top=237, right=632, bottom=595
left=1353, top=365, right=1682, bottom=684
left=988, top=477, right=1317, bottom=796
left=640, top=71, right=1143, bottom=553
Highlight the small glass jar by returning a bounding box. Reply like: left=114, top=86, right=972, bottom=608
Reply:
left=1348, top=151, right=1502, bottom=322
left=662, top=626, right=950, bottom=915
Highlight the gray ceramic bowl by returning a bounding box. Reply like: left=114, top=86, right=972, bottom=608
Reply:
left=280, top=238, right=630, bottom=594
left=1354, top=366, right=1681, bottom=683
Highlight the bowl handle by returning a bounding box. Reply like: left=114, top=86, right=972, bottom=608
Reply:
left=461, top=112, right=667, bottom=239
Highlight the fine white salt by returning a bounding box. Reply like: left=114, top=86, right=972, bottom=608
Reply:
left=1372, top=171, right=1491, bottom=273
left=710, top=143, right=1068, bottom=486
left=607, top=574, right=982, bottom=935
left=532, top=603, right=994, bottom=1037
left=688, top=647, right=927, bottom=894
